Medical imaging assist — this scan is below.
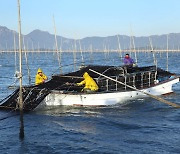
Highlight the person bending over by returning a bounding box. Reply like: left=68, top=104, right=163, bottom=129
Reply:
left=77, top=72, right=99, bottom=92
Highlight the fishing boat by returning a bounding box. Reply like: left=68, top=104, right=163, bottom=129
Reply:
left=0, top=64, right=179, bottom=111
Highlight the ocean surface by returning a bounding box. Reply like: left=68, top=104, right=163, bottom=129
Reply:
left=0, top=51, right=179, bottom=154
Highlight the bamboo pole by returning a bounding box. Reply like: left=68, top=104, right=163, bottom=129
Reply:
left=79, top=40, right=84, bottom=65
left=13, top=31, right=17, bottom=73
left=17, top=0, right=24, bottom=139
left=129, top=35, right=132, bottom=57
left=89, top=69, right=180, bottom=108
left=53, top=15, right=62, bottom=74
left=17, top=0, right=23, bottom=111
left=131, top=35, right=137, bottom=63
left=130, top=26, right=138, bottom=64
left=73, top=39, right=77, bottom=71
left=103, top=44, right=107, bottom=59
left=149, top=37, right=156, bottom=66
left=117, top=35, right=122, bottom=58
left=23, top=37, right=31, bottom=84
left=89, top=44, right=93, bottom=63
left=166, top=34, right=169, bottom=71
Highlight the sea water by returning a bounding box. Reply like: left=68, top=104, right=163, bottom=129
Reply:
left=0, top=51, right=179, bottom=153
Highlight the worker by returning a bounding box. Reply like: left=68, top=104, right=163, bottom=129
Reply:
left=123, top=53, right=135, bottom=67
left=77, top=72, right=99, bottom=92
left=35, top=68, right=48, bottom=85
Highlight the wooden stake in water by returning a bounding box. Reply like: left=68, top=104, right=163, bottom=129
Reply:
left=130, top=26, right=138, bottom=64
left=103, top=44, right=107, bottom=60
left=17, top=0, right=24, bottom=139
left=117, top=35, right=122, bottom=58
left=23, top=36, right=31, bottom=85
left=53, top=15, right=62, bottom=74
left=19, top=108, right=24, bottom=139
left=79, top=40, right=84, bottom=65
left=166, top=34, right=169, bottom=71
left=73, top=39, right=77, bottom=71
left=13, top=31, right=17, bottom=73
left=89, top=44, right=93, bottom=63
left=149, top=37, right=156, bottom=66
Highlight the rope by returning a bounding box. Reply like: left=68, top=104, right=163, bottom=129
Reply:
left=8, top=77, right=19, bottom=89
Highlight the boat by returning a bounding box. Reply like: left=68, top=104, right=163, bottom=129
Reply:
left=0, top=64, right=179, bottom=111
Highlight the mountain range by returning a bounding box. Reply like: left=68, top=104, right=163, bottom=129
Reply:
left=0, top=25, right=180, bottom=51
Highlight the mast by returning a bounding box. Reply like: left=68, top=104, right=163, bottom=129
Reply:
left=17, top=0, right=23, bottom=111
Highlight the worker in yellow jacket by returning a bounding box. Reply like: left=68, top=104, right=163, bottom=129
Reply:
left=35, top=68, right=48, bottom=85
left=77, top=72, right=99, bottom=92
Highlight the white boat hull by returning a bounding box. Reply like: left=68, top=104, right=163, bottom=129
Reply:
left=40, top=77, right=179, bottom=106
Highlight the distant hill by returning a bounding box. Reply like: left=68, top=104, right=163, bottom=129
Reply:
left=0, top=25, right=180, bottom=51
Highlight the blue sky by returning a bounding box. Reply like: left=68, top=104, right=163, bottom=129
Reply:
left=0, top=0, right=180, bottom=39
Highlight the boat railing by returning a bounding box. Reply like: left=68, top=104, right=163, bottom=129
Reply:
left=96, top=70, right=157, bottom=92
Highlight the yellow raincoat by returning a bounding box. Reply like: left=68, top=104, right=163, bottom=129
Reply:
left=35, top=68, right=48, bottom=85
left=77, top=72, right=99, bottom=91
